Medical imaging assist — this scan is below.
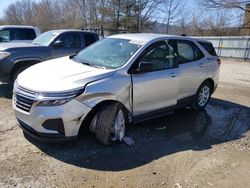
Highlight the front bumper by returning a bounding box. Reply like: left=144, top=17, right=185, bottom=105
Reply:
left=13, top=99, right=92, bottom=142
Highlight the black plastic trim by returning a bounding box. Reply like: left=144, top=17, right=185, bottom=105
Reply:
left=17, top=119, right=77, bottom=142
left=133, top=95, right=195, bottom=124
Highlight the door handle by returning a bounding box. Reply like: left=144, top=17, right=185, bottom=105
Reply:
left=170, top=73, right=176, bottom=78
left=207, top=57, right=214, bottom=61
left=199, top=63, right=204, bottom=67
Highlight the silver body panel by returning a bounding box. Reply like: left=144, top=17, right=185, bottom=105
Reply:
left=13, top=34, right=220, bottom=139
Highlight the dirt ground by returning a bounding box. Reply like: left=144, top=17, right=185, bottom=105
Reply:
left=0, top=58, right=250, bottom=188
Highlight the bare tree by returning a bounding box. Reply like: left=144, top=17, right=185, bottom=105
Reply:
left=198, top=0, right=250, bottom=12
left=159, top=0, right=185, bottom=34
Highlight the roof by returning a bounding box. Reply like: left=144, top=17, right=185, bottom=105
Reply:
left=108, top=33, right=205, bottom=43
left=0, top=25, right=38, bottom=29
left=45, top=29, right=96, bottom=34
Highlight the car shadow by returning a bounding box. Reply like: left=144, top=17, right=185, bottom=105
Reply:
left=24, top=98, right=250, bottom=171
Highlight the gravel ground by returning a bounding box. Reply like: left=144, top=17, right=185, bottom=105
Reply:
left=0, top=58, right=250, bottom=188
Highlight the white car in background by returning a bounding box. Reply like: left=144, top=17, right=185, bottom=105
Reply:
left=0, top=25, right=40, bottom=43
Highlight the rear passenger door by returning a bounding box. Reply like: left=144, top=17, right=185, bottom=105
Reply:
left=170, top=39, right=207, bottom=100
left=51, top=32, right=82, bottom=58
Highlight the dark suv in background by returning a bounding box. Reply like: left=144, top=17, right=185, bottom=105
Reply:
left=0, top=29, right=99, bottom=83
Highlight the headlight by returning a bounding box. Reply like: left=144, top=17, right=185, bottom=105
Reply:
left=36, top=88, right=84, bottom=106
left=37, top=98, right=73, bottom=106
left=0, top=52, right=11, bottom=60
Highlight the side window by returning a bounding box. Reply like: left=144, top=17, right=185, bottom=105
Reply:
left=176, top=40, right=204, bottom=64
left=84, top=33, right=97, bottom=47
left=0, top=29, right=10, bottom=42
left=57, top=33, right=81, bottom=48
left=0, top=28, right=36, bottom=42
left=22, top=29, right=36, bottom=40
left=198, top=42, right=217, bottom=56
left=139, top=41, right=177, bottom=72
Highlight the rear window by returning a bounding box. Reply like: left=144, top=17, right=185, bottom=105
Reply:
left=0, top=28, right=36, bottom=42
left=199, top=42, right=217, bottom=56
left=84, top=33, right=97, bottom=47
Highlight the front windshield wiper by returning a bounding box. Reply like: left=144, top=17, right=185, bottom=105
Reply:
left=73, top=58, right=105, bottom=69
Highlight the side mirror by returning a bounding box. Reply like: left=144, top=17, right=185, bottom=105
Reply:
left=53, top=40, right=64, bottom=48
left=136, top=61, right=153, bottom=73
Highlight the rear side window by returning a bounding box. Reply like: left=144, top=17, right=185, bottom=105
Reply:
left=199, top=42, right=217, bottom=56
left=57, top=33, right=81, bottom=48
left=84, top=33, right=97, bottom=47
left=176, top=40, right=204, bottom=64
left=0, top=28, right=36, bottom=42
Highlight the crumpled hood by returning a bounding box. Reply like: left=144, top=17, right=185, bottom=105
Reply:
left=0, top=42, right=42, bottom=51
left=17, top=56, right=115, bottom=92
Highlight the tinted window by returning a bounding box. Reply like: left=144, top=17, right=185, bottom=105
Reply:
left=0, top=28, right=36, bottom=42
left=139, top=41, right=177, bottom=71
left=199, top=42, right=217, bottom=56
left=57, top=33, right=81, bottom=48
left=84, top=33, right=97, bottom=47
left=176, top=40, right=204, bottom=64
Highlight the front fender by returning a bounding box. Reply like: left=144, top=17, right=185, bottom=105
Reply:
left=76, top=74, right=132, bottom=114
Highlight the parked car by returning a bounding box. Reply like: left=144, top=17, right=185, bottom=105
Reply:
left=0, top=25, right=40, bottom=43
left=13, top=34, right=220, bottom=145
left=0, top=29, right=99, bottom=83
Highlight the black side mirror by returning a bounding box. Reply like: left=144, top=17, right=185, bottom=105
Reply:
left=136, top=61, right=153, bottom=73
left=53, top=40, right=64, bottom=48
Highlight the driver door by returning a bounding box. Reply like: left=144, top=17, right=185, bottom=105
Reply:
left=131, top=41, right=180, bottom=116
left=51, top=32, right=82, bottom=59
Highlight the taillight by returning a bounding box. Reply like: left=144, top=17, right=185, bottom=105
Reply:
left=217, top=59, right=221, bottom=65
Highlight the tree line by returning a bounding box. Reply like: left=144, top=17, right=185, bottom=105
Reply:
left=0, top=0, right=249, bottom=36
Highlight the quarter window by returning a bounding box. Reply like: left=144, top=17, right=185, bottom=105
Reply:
left=139, top=41, right=177, bottom=72
left=198, top=42, right=217, bottom=56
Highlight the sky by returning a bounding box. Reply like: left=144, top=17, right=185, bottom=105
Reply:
left=0, top=0, right=18, bottom=15
left=0, top=0, right=40, bottom=17
left=0, top=0, right=197, bottom=17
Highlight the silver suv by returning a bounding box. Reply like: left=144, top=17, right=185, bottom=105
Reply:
left=13, top=34, right=220, bottom=145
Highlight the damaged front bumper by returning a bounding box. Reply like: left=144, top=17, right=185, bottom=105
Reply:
left=13, top=98, right=92, bottom=142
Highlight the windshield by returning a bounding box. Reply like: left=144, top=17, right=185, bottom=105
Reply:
left=32, top=31, right=60, bottom=46
left=73, top=38, right=142, bottom=69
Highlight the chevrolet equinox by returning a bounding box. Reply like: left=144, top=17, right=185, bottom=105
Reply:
left=13, top=34, right=220, bottom=145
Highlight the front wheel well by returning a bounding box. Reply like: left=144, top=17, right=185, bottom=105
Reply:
left=78, top=100, right=129, bottom=135
left=11, top=60, right=41, bottom=82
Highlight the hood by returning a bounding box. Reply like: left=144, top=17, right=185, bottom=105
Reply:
left=0, top=42, right=42, bottom=51
left=17, top=56, right=115, bottom=92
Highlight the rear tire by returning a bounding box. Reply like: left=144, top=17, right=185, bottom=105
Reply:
left=192, top=81, right=212, bottom=110
left=94, top=102, right=127, bottom=145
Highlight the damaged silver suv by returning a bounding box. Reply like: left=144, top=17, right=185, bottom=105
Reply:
left=13, top=34, right=220, bottom=145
